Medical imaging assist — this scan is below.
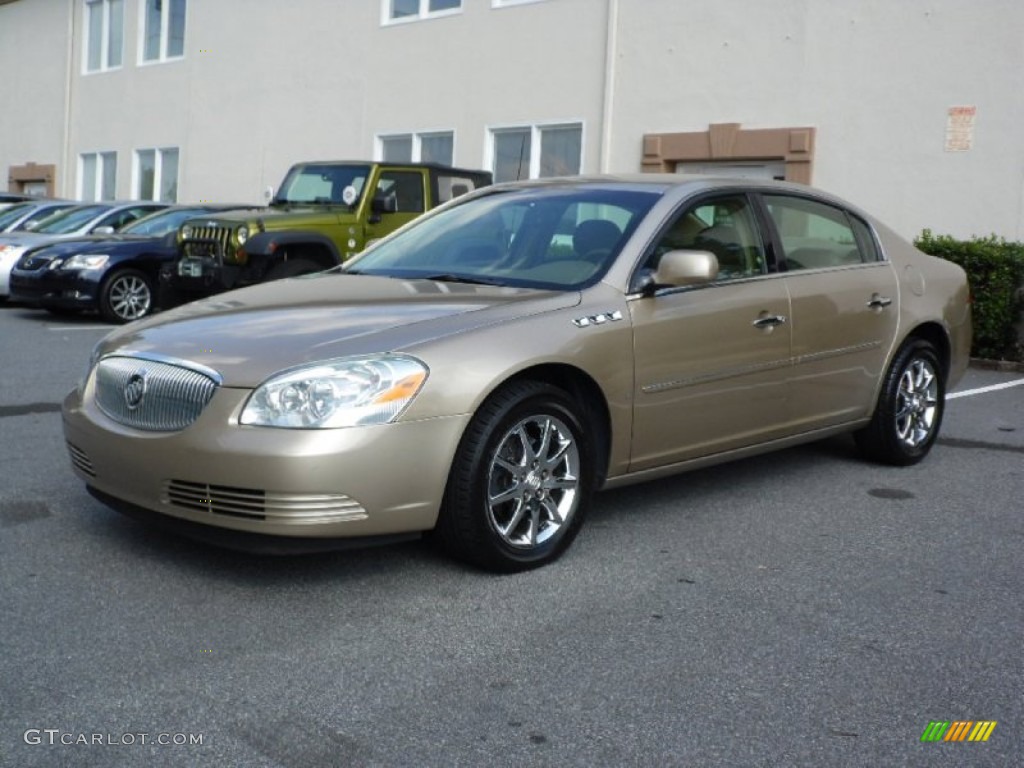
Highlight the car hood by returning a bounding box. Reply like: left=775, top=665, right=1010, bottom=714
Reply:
left=25, top=234, right=159, bottom=258
left=192, top=205, right=359, bottom=228
left=94, top=273, right=580, bottom=387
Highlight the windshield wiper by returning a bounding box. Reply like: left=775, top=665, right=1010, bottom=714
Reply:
left=421, top=273, right=506, bottom=286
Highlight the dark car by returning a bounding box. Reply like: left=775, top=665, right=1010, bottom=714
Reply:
left=9, top=204, right=254, bottom=323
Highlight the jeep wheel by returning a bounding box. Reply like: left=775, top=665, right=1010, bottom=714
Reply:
left=265, top=258, right=319, bottom=281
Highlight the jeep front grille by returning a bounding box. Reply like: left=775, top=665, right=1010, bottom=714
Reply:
left=94, top=355, right=220, bottom=432
left=183, top=225, right=232, bottom=261
left=162, top=480, right=368, bottom=523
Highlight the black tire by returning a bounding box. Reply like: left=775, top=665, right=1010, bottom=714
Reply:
left=435, top=380, right=594, bottom=572
left=264, top=257, right=319, bottom=281
left=855, top=338, right=945, bottom=466
left=99, top=269, right=154, bottom=324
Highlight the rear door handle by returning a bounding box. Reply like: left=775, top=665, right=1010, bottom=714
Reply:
left=866, top=294, right=893, bottom=309
left=752, top=314, right=788, bottom=328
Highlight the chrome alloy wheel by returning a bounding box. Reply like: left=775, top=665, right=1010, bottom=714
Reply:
left=108, top=274, right=152, bottom=321
left=894, top=357, right=939, bottom=448
left=486, top=414, right=581, bottom=549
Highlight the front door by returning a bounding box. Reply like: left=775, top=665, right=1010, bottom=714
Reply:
left=628, top=193, right=793, bottom=471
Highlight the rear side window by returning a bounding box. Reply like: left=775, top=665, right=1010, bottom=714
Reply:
left=764, top=195, right=866, bottom=270
left=436, top=173, right=486, bottom=204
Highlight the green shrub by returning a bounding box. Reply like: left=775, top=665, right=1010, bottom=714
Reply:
left=915, top=230, right=1024, bottom=361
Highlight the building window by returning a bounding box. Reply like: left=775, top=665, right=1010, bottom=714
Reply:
left=84, top=0, right=124, bottom=73
left=378, top=131, right=455, bottom=166
left=134, top=147, right=179, bottom=202
left=80, top=152, right=117, bottom=200
left=383, top=0, right=461, bottom=24
left=141, top=0, right=186, bottom=63
left=488, top=123, right=582, bottom=182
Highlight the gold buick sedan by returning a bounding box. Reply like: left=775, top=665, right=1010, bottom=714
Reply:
left=63, top=177, right=971, bottom=571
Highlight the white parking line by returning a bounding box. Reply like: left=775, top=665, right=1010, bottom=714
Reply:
left=46, top=325, right=111, bottom=331
left=947, top=379, right=1024, bottom=400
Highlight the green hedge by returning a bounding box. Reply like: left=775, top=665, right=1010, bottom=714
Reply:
left=915, top=230, right=1024, bottom=361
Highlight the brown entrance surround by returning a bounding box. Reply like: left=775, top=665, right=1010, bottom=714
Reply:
left=8, top=162, right=57, bottom=197
left=641, top=123, right=816, bottom=184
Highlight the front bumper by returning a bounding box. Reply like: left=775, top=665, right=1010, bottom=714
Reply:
left=9, top=268, right=100, bottom=308
left=62, top=382, right=470, bottom=545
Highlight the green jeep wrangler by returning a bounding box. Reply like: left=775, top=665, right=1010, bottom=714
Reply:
left=160, top=161, right=491, bottom=303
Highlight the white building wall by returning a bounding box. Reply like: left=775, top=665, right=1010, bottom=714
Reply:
left=0, top=0, right=71, bottom=193
left=5, top=0, right=1023, bottom=240
left=609, top=0, right=1024, bottom=239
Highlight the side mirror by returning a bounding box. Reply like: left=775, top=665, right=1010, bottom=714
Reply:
left=651, top=249, right=719, bottom=289
left=370, top=194, right=398, bottom=214
left=92, top=225, right=115, bottom=235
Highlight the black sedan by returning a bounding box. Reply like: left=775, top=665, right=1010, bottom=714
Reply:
left=9, top=204, right=253, bottom=323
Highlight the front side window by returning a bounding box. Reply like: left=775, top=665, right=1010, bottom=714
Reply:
left=84, top=0, right=124, bottom=73
left=134, top=147, right=179, bottom=202
left=141, top=0, right=186, bottom=63
left=763, top=195, right=866, bottom=270
left=489, top=123, right=582, bottom=182
left=378, top=132, right=454, bottom=166
left=376, top=171, right=426, bottom=213
left=649, top=195, right=767, bottom=281
left=79, top=151, right=117, bottom=201
left=384, top=0, right=461, bottom=23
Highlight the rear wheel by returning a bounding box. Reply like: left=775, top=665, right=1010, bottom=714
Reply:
left=855, top=338, right=945, bottom=465
left=436, top=381, right=594, bottom=572
left=100, top=269, right=154, bottom=323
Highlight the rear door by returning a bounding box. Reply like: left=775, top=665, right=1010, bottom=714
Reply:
left=759, top=193, right=899, bottom=429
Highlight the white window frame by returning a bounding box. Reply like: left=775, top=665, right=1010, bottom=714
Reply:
left=78, top=151, right=118, bottom=201
left=132, top=147, right=179, bottom=202
left=376, top=130, right=456, bottom=165
left=138, top=0, right=186, bottom=65
left=83, top=0, right=124, bottom=74
left=485, top=121, right=584, bottom=181
left=491, top=0, right=548, bottom=8
left=381, top=0, right=462, bottom=26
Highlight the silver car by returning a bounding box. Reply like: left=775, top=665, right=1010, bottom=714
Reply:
left=63, top=177, right=971, bottom=571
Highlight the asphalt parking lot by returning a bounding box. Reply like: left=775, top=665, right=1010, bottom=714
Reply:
left=1, top=304, right=1022, bottom=767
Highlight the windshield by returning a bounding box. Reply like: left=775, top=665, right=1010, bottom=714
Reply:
left=0, top=203, right=32, bottom=230
left=347, top=186, right=660, bottom=290
left=122, top=207, right=210, bottom=236
left=274, top=163, right=371, bottom=205
left=35, top=205, right=109, bottom=234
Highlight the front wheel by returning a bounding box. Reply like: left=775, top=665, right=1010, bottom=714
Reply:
left=100, top=269, right=154, bottom=323
left=855, top=339, right=945, bottom=465
left=436, top=381, right=594, bottom=572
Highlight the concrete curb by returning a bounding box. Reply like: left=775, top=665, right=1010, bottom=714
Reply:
left=969, top=357, right=1024, bottom=373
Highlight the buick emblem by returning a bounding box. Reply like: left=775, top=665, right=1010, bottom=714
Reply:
left=124, top=370, right=148, bottom=410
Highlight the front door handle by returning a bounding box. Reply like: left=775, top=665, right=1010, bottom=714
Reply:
left=867, top=294, right=893, bottom=309
left=752, top=314, right=788, bottom=329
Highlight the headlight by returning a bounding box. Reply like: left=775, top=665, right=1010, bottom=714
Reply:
left=61, top=254, right=109, bottom=271
left=236, top=226, right=249, bottom=245
left=181, top=225, right=194, bottom=240
left=239, top=354, right=428, bottom=429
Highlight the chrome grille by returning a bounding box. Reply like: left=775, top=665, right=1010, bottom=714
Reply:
left=182, top=225, right=232, bottom=262
left=17, top=253, right=56, bottom=271
left=66, top=442, right=96, bottom=477
left=163, top=480, right=367, bottom=524
left=94, top=355, right=219, bottom=432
